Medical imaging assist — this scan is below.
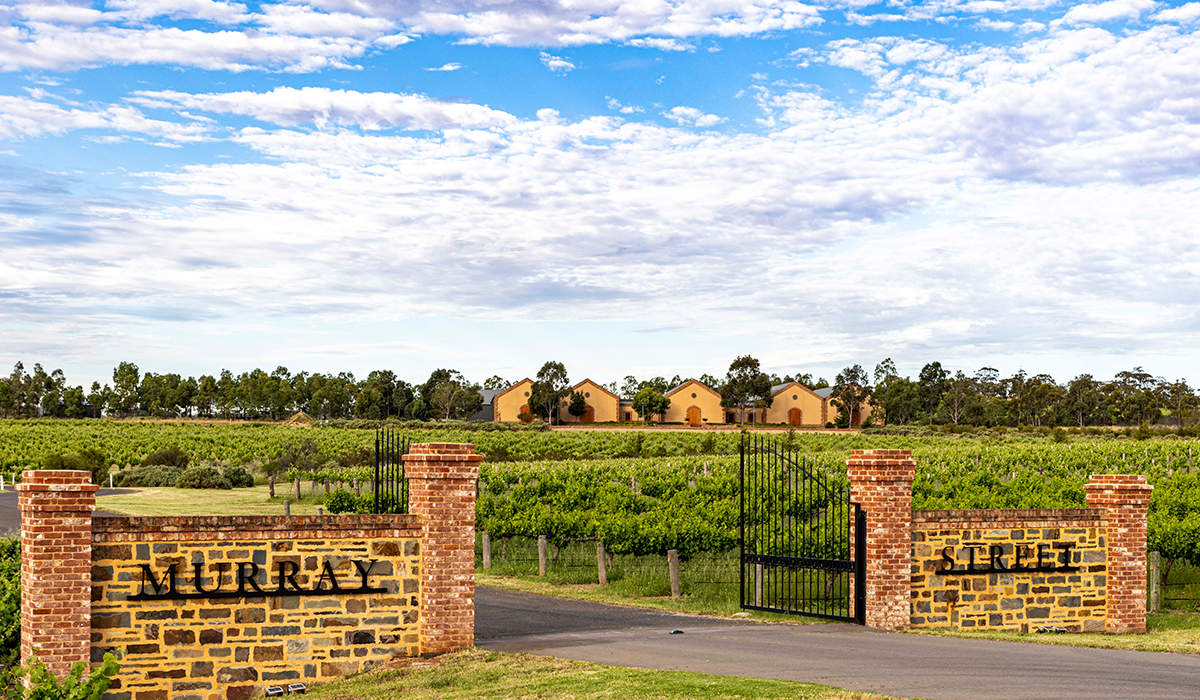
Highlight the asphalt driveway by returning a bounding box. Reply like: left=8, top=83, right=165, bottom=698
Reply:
left=477, top=586, right=1200, bottom=700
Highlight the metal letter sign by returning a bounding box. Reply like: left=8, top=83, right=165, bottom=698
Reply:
left=129, top=558, right=386, bottom=600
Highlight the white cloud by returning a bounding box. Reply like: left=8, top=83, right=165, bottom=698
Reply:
left=425, top=62, right=463, bottom=71
left=663, top=105, right=725, bottom=126
left=606, top=97, right=644, bottom=114
left=976, top=18, right=1016, bottom=31
left=132, top=87, right=519, bottom=131
left=1156, top=2, right=1200, bottom=23
left=539, top=52, right=576, bottom=73
left=310, top=0, right=822, bottom=47
left=0, top=94, right=208, bottom=141
left=1059, top=0, right=1158, bottom=25
left=625, top=38, right=693, bottom=51
left=0, top=22, right=375, bottom=73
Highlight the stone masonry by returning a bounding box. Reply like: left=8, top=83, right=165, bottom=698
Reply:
left=18, top=470, right=98, bottom=677
left=910, top=509, right=1107, bottom=632
left=1086, top=474, right=1153, bottom=633
left=847, top=449, right=915, bottom=630
left=90, top=515, right=421, bottom=700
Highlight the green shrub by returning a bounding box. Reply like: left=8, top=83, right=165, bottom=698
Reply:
left=113, top=465, right=183, bottom=488
left=325, top=489, right=357, bottom=514
left=140, top=445, right=189, bottom=469
left=1, top=652, right=119, bottom=699
left=221, top=466, right=256, bottom=488
left=1052, top=427, right=1068, bottom=443
left=39, top=448, right=108, bottom=486
left=0, top=539, right=18, bottom=667
left=175, top=466, right=231, bottom=490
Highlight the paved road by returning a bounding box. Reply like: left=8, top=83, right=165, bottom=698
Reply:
left=0, top=489, right=129, bottom=532
left=477, top=587, right=1200, bottom=700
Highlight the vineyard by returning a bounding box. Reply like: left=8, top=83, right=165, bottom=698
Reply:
left=5, top=419, right=1200, bottom=581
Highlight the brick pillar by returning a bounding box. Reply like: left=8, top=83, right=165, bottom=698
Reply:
left=1086, top=474, right=1153, bottom=634
left=847, top=449, right=914, bottom=630
left=17, top=470, right=97, bottom=676
left=404, top=443, right=481, bottom=655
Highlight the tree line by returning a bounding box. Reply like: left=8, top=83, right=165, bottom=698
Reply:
left=0, top=358, right=1194, bottom=428
left=0, top=362, right=496, bottom=421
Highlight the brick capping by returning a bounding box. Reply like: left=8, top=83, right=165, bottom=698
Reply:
left=912, top=508, right=1105, bottom=529
left=92, top=513, right=421, bottom=542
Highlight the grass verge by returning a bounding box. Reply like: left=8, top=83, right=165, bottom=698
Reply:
left=905, top=612, right=1200, bottom=654
left=96, top=486, right=324, bottom=517
left=307, top=647, right=898, bottom=700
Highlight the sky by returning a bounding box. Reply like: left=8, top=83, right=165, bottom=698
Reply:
left=1, top=0, right=1199, bottom=390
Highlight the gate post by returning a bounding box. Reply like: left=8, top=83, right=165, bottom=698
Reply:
left=847, top=449, right=914, bottom=630
left=17, top=470, right=97, bottom=677
left=404, top=443, right=481, bottom=655
left=1086, top=474, right=1153, bottom=633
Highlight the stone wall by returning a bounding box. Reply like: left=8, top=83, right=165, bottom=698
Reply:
left=90, top=515, right=420, bottom=700
left=910, top=509, right=1107, bottom=633
left=19, top=442, right=482, bottom=700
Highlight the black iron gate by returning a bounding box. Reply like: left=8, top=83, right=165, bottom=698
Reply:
left=373, top=428, right=410, bottom=514
left=740, top=433, right=865, bottom=623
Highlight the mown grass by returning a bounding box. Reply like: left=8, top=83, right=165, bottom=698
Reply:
left=306, top=647, right=899, bottom=700
left=96, top=486, right=324, bottom=517
left=905, top=612, right=1200, bottom=654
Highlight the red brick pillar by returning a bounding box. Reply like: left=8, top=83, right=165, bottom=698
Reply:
left=1086, top=474, right=1153, bottom=633
left=847, top=449, right=914, bottom=630
left=404, top=443, right=481, bottom=655
left=17, top=470, right=97, bottom=676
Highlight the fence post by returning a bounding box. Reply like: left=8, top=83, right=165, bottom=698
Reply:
left=354, top=477, right=360, bottom=496
left=404, top=443, right=482, bottom=655
left=1148, top=551, right=1161, bottom=613
left=18, top=470, right=97, bottom=678
left=668, top=549, right=681, bottom=599
left=268, top=474, right=275, bottom=498
left=538, top=535, right=548, bottom=577
left=597, top=541, right=607, bottom=585
left=324, top=477, right=330, bottom=494
left=482, top=531, right=492, bottom=570
left=294, top=477, right=301, bottom=500
left=283, top=500, right=290, bottom=516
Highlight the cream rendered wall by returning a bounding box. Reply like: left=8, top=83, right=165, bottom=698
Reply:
left=663, top=381, right=724, bottom=424
left=493, top=378, right=534, bottom=423
left=559, top=379, right=620, bottom=423
left=764, top=383, right=827, bottom=426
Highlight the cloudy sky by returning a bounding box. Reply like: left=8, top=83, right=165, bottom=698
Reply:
left=1, top=0, right=1199, bottom=389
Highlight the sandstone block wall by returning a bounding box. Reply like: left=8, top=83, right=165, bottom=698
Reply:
left=91, top=515, right=421, bottom=700
left=911, top=509, right=1107, bottom=633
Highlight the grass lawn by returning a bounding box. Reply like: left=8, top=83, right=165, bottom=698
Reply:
left=307, top=648, right=899, bottom=700
left=905, top=612, right=1200, bottom=654
left=96, top=486, right=325, bottom=517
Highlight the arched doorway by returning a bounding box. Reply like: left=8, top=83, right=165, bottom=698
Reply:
left=788, top=408, right=802, bottom=426
left=687, top=406, right=701, bottom=426
left=582, top=405, right=595, bottom=424
left=519, top=405, right=532, bottom=423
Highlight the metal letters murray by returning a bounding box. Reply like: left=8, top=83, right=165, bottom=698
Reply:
left=740, top=434, right=866, bottom=624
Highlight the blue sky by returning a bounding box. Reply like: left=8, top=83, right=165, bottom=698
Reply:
left=2, top=0, right=1200, bottom=389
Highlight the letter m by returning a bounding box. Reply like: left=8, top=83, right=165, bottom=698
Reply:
left=139, top=563, right=177, bottom=597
